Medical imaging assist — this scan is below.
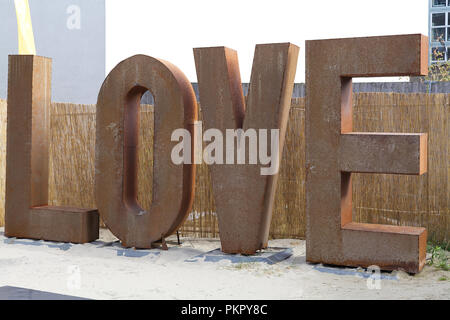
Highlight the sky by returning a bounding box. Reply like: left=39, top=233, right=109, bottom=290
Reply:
left=105, top=0, right=429, bottom=83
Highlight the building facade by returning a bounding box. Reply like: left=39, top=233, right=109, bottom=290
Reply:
left=429, top=0, right=450, bottom=63
left=0, top=0, right=105, bottom=104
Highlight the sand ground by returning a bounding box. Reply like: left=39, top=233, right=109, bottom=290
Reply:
left=0, top=227, right=448, bottom=300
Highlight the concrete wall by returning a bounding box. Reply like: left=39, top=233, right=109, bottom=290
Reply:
left=0, top=0, right=105, bottom=104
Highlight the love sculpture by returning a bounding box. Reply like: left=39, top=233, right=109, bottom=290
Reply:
left=4, top=34, right=429, bottom=273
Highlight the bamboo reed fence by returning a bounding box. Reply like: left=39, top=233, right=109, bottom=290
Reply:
left=0, top=93, right=448, bottom=243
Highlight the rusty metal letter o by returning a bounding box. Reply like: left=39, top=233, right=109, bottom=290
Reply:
left=95, top=55, right=197, bottom=248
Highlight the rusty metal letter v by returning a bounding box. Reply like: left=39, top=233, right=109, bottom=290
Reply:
left=194, top=43, right=299, bottom=254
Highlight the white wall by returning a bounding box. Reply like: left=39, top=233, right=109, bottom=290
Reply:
left=0, top=0, right=105, bottom=103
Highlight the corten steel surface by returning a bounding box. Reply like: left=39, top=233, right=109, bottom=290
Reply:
left=305, top=34, right=428, bottom=273
left=96, top=55, right=197, bottom=248
left=194, top=43, right=299, bottom=254
left=5, top=55, right=99, bottom=243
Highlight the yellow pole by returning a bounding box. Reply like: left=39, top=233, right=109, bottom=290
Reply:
left=14, top=0, right=36, bottom=55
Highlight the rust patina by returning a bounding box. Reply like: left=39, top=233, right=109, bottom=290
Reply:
left=95, top=55, right=197, bottom=248
left=194, top=43, right=299, bottom=254
left=5, top=55, right=99, bottom=243
left=305, top=34, right=429, bottom=273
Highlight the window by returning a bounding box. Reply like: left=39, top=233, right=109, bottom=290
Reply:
left=432, top=0, right=447, bottom=7
left=432, top=13, right=446, bottom=26
left=430, top=12, right=449, bottom=51
left=430, top=6, right=449, bottom=62
left=432, top=47, right=446, bottom=61
left=432, top=28, right=446, bottom=41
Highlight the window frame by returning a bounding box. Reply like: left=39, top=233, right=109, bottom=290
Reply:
left=430, top=3, right=449, bottom=63
left=430, top=8, right=450, bottom=63
left=432, top=0, right=447, bottom=7
left=431, top=12, right=448, bottom=43
left=432, top=12, right=446, bottom=26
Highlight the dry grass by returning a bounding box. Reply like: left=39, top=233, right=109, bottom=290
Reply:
left=352, top=93, right=449, bottom=244
left=0, top=93, right=448, bottom=243
left=49, top=103, right=96, bottom=209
